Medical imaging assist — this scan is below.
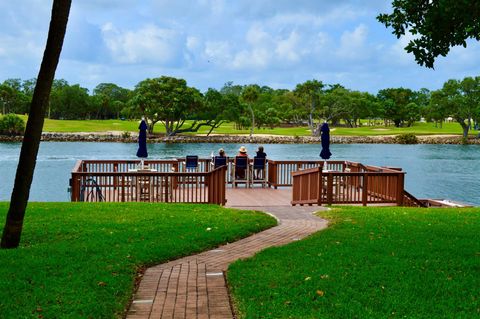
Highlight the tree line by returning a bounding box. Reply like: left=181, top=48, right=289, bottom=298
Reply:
left=1, top=75, right=479, bottom=137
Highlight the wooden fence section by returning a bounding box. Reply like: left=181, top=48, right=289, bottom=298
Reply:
left=71, top=160, right=226, bottom=205
left=291, top=162, right=413, bottom=206
left=71, top=159, right=424, bottom=207
left=268, top=160, right=345, bottom=188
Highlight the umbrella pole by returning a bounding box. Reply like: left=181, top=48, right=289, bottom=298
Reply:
left=140, top=158, right=144, bottom=169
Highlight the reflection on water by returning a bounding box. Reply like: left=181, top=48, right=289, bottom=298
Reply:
left=0, top=142, right=479, bottom=205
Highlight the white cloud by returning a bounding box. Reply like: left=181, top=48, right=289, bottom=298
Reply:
left=246, top=24, right=271, bottom=46
left=275, top=31, right=301, bottom=63
left=204, top=41, right=233, bottom=65
left=2, top=0, right=480, bottom=94
left=101, top=23, right=184, bottom=65
left=337, top=24, right=369, bottom=59
left=232, top=48, right=271, bottom=69
left=186, top=36, right=201, bottom=51
left=380, top=31, right=422, bottom=68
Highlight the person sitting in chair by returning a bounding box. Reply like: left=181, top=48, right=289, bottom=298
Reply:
left=235, top=146, right=248, bottom=178
left=218, top=148, right=226, bottom=158
left=254, top=146, right=267, bottom=179
left=256, top=145, right=267, bottom=159
left=212, top=148, right=228, bottom=169
left=236, top=146, right=248, bottom=157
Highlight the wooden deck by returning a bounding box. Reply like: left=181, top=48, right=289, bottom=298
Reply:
left=226, top=187, right=292, bottom=207
left=70, top=159, right=428, bottom=207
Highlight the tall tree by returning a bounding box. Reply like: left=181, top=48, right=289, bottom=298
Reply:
left=378, top=1, right=480, bottom=68
left=131, top=76, right=202, bottom=135
left=1, top=0, right=72, bottom=249
left=240, top=85, right=260, bottom=138
left=434, top=77, right=480, bottom=138
left=427, top=90, right=449, bottom=127
left=93, top=83, right=130, bottom=119
left=377, top=88, right=416, bottom=127
left=50, top=84, right=91, bottom=119
left=294, top=80, right=324, bottom=135
left=0, top=81, right=29, bottom=114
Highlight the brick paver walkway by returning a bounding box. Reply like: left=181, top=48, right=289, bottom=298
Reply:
left=126, top=205, right=328, bottom=319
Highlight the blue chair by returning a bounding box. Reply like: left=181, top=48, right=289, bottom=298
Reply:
left=184, top=155, right=199, bottom=171
left=213, top=156, right=227, bottom=169
left=251, top=156, right=267, bottom=187
left=233, top=156, right=249, bottom=187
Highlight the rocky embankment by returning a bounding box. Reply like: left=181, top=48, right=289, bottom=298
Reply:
left=0, top=132, right=479, bottom=144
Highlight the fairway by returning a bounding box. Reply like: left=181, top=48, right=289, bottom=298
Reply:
left=18, top=115, right=478, bottom=137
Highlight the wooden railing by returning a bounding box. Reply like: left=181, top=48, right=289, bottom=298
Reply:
left=291, top=162, right=413, bottom=206
left=71, top=159, right=423, bottom=207
left=267, top=160, right=345, bottom=188
left=71, top=160, right=226, bottom=205
left=403, top=190, right=428, bottom=207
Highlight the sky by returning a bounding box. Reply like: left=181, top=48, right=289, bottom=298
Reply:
left=1, top=0, right=480, bottom=94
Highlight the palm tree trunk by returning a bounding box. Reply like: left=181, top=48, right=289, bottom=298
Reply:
left=249, top=104, right=254, bottom=137
left=1, top=0, right=72, bottom=249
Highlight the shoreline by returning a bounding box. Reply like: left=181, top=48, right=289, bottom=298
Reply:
left=0, top=132, right=479, bottom=144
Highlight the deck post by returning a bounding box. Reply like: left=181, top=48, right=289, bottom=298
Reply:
left=268, top=161, right=278, bottom=189
left=121, top=175, right=125, bottom=202
left=362, top=173, right=368, bottom=206
left=326, top=173, right=333, bottom=205
left=164, top=177, right=169, bottom=203
left=397, top=173, right=405, bottom=206
left=317, top=169, right=322, bottom=205
left=113, top=163, right=118, bottom=190
left=71, top=173, right=80, bottom=201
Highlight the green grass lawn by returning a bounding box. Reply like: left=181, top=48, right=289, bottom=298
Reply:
left=182, top=121, right=477, bottom=137
left=0, top=202, right=276, bottom=318
left=228, top=206, right=480, bottom=318
left=16, top=115, right=478, bottom=136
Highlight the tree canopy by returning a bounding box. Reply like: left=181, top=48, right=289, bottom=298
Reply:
left=131, top=76, right=202, bottom=135
left=378, top=1, right=480, bottom=68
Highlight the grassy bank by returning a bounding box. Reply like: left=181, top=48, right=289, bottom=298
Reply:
left=0, top=202, right=276, bottom=318
left=228, top=206, right=480, bottom=318
left=193, top=121, right=477, bottom=137
left=16, top=115, right=477, bottom=136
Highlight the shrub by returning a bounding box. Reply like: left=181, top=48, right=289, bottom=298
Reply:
left=395, top=133, right=418, bottom=144
left=121, top=131, right=131, bottom=139
left=0, top=114, right=25, bottom=136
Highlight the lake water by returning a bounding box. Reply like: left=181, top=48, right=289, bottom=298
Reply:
left=0, top=142, right=479, bottom=205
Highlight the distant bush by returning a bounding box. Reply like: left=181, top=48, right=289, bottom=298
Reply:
left=121, top=131, right=131, bottom=139
left=395, top=133, right=418, bottom=144
left=0, top=114, right=25, bottom=136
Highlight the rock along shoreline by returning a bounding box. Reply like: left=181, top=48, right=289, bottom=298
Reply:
left=0, top=132, right=479, bottom=144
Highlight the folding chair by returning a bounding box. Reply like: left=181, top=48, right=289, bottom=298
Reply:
left=182, top=155, right=200, bottom=189
left=213, top=156, right=227, bottom=169
left=232, top=156, right=249, bottom=188
left=184, top=155, right=199, bottom=171
left=251, top=157, right=267, bottom=187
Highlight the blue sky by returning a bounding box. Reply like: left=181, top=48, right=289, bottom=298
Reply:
left=1, top=0, right=480, bottom=94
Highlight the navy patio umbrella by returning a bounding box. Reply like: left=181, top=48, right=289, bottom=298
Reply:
left=319, top=122, right=332, bottom=162
left=136, top=118, right=148, bottom=168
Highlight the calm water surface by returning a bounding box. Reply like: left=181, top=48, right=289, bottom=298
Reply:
left=0, top=142, right=479, bottom=205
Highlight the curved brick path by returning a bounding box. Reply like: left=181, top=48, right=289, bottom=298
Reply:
left=126, top=205, right=328, bottom=319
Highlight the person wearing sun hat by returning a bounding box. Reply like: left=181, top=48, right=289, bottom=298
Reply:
left=236, top=146, right=248, bottom=157
left=234, top=146, right=249, bottom=179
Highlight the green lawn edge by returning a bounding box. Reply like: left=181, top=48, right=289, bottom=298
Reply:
left=16, top=115, right=478, bottom=137
left=0, top=202, right=276, bottom=318
left=228, top=206, right=480, bottom=319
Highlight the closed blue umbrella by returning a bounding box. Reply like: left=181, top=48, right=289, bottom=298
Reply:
left=136, top=118, right=148, bottom=168
left=320, top=122, right=332, bottom=162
